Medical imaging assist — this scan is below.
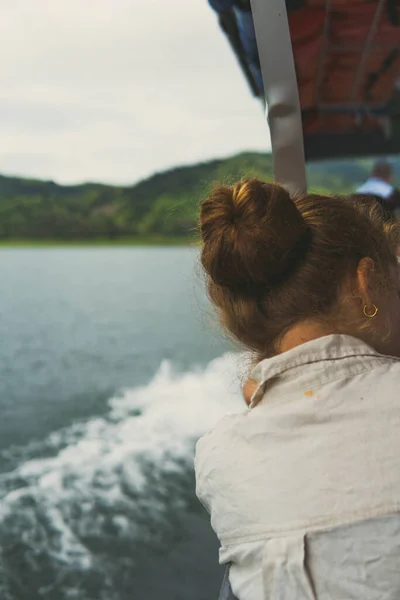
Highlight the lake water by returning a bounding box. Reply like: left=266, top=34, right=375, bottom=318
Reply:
left=0, top=247, right=246, bottom=600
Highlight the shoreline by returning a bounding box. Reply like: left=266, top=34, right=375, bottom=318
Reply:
left=0, top=236, right=198, bottom=248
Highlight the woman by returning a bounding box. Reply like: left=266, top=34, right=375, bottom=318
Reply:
left=195, top=179, right=400, bottom=600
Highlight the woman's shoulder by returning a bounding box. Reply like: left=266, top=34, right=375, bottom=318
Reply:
left=195, top=413, right=247, bottom=512
left=195, top=412, right=248, bottom=475
left=196, top=411, right=246, bottom=454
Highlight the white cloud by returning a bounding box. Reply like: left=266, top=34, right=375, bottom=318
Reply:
left=0, top=0, right=270, bottom=184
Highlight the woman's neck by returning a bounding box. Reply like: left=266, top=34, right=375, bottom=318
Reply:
left=278, top=321, right=337, bottom=354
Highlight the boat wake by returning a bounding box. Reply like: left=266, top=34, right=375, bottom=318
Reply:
left=0, top=353, right=245, bottom=599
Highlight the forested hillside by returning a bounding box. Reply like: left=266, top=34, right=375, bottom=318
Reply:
left=0, top=153, right=395, bottom=241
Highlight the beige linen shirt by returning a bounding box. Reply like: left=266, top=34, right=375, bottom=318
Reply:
left=195, top=335, right=400, bottom=599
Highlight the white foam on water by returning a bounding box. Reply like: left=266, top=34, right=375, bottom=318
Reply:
left=16, top=352, right=245, bottom=485
left=0, top=352, right=247, bottom=570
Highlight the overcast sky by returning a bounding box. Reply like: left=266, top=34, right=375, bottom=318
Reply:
left=0, top=0, right=270, bottom=185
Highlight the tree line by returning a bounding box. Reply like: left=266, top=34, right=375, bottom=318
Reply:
left=0, top=153, right=388, bottom=241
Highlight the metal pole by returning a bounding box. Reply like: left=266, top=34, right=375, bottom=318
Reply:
left=249, top=0, right=307, bottom=195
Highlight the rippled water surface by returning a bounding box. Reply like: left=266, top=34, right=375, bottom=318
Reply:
left=0, top=247, right=244, bottom=600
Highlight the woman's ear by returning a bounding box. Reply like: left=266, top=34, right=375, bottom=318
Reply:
left=356, top=257, right=376, bottom=306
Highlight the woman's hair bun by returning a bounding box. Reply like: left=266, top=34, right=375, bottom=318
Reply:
left=200, top=178, right=310, bottom=293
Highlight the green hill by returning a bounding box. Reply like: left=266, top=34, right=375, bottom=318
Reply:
left=0, top=152, right=396, bottom=242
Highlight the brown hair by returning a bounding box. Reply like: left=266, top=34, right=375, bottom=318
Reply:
left=200, top=178, right=400, bottom=359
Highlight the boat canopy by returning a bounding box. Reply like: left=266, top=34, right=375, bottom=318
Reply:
left=208, top=0, right=400, bottom=193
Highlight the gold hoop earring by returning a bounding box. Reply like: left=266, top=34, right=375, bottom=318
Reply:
left=363, top=304, right=379, bottom=318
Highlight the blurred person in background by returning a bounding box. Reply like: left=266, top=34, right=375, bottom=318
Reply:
left=356, top=160, right=400, bottom=220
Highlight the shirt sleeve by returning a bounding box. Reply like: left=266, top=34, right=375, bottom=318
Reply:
left=194, top=434, right=214, bottom=514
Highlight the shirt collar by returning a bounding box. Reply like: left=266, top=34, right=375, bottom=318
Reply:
left=249, top=334, right=385, bottom=408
